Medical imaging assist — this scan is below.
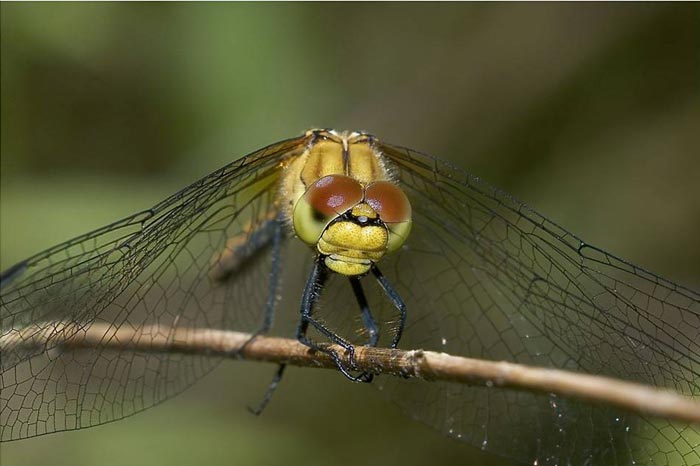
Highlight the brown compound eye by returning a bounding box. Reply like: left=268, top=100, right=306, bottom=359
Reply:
left=306, top=175, right=364, bottom=217
left=365, top=181, right=412, bottom=223
left=293, top=175, right=363, bottom=245
left=365, top=181, right=412, bottom=253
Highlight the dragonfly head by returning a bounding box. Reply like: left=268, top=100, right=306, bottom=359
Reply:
left=293, top=174, right=412, bottom=276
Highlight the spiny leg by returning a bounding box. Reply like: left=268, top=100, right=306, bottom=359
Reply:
left=349, top=277, right=380, bottom=347
left=250, top=254, right=331, bottom=414
left=208, top=212, right=285, bottom=415
left=252, top=216, right=284, bottom=336
left=372, top=266, right=407, bottom=349
left=209, top=211, right=279, bottom=282
left=296, top=257, right=369, bottom=382
left=296, top=258, right=353, bottom=350
left=244, top=217, right=288, bottom=415
left=349, top=276, right=378, bottom=383
left=225, top=216, right=285, bottom=359
left=207, top=209, right=284, bottom=414
left=252, top=257, right=389, bottom=414
left=248, top=363, right=286, bottom=416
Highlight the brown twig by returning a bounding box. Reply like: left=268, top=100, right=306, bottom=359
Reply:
left=3, top=321, right=699, bottom=425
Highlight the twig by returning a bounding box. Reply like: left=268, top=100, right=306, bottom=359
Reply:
left=2, top=321, right=699, bottom=424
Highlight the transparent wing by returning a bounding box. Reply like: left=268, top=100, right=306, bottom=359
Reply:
left=0, top=135, right=307, bottom=441
left=375, top=142, right=700, bottom=466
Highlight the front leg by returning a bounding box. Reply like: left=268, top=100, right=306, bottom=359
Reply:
left=296, top=257, right=371, bottom=382
left=372, top=266, right=407, bottom=349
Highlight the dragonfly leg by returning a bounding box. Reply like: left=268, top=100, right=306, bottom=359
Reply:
left=372, top=266, right=406, bottom=349
left=247, top=364, right=286, bottom=416
left=296, top=257, right=370, bottom=382
left=240, top=217, right=287, bottom=415
left=208, top=210, right=279, bottom=283
left=229, top=216, right=285, bottom=359
left=349, top=276, right=380, bottom=347
left=0, top=260, right=28, bottom=289
left=348, top=276, right=378, bottom=383
left=251, top=216, right=284, bottom=336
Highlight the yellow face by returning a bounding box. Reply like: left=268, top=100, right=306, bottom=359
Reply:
left=290, top=132, right=412, bottom=276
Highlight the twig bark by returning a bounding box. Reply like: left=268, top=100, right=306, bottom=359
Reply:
left=3, top=321, right=699, bottom=425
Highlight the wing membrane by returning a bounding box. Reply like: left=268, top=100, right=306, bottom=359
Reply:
left=3, top=132, right=698, bottom=465
left=377, top=142, right=700, bottom=466
left=0, top=135, right=306, bottom=441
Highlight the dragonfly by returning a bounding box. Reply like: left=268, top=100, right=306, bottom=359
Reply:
left=1, top=129, right=698, bottom=466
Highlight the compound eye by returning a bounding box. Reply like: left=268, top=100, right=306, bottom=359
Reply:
left=365, top=181, right=412, bottom=253
left=306, top=175, right=364, bottom=217
left=365, top=181, right=412, bottom=224
left=293, top=175, right=363, bottom=245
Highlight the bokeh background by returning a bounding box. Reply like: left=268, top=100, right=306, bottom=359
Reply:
left=1, top=3, right=698, bottom=466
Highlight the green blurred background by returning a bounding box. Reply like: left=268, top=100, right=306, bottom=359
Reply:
left=1, top=3, right=698, bottom=466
